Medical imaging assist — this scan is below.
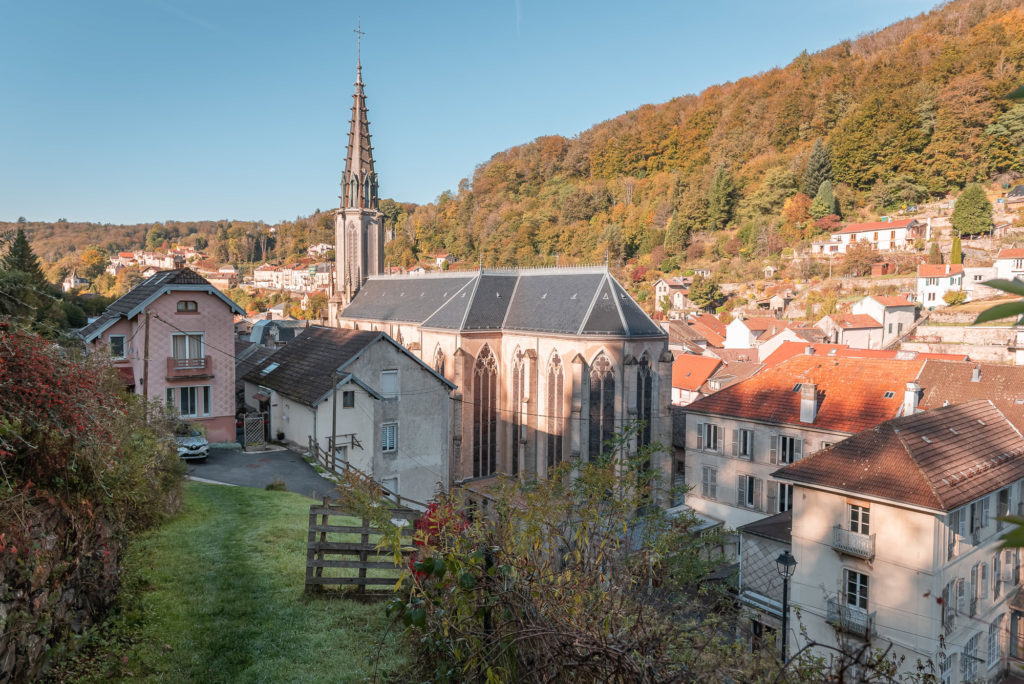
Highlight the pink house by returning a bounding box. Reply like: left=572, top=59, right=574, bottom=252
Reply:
left=78, top=269, right=244, bottom=442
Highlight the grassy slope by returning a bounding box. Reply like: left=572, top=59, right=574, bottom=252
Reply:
left=97, top=483, right=408, bottom=683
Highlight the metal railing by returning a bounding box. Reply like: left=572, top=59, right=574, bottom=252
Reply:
left=827, top=597, right=875, bottom=639
left=832, top=526, right=876, bottom=560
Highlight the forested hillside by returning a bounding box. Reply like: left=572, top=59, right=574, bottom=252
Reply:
left=388, top=0, right=1024, bottom=272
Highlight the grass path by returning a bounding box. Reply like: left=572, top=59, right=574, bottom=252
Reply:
left=72, top=483, right=408, bottom=683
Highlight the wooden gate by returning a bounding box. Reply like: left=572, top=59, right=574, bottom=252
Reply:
left=305, top=498, right=419, bottom=594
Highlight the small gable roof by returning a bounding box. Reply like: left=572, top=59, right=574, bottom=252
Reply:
left=918, top=264, right=964, bottom=277
left=775, top=401, right=1024, bottom=511
left=672, top=355, right=721, bottom=391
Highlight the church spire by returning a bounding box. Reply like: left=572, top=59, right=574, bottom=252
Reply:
left=341, top=21, right=376, bottom=211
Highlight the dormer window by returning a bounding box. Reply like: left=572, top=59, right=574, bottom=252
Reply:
left=177, top=300, right=198, bottom=313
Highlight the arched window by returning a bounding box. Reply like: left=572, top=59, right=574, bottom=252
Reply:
left=349, top=178, right=358, bottom=208
left=588, top=354, right=615, bottom=459
left=433, top=346, right=445, bottom=377
left=547, top=351, right=564, bottom=469
left=511, top=349, right=524, bottom=476
left=473, top=345, right=498, bottom=478
left=636, top=353, right=653, bottom=450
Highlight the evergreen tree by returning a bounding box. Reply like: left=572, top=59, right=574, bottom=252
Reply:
left=801, top=139, right=832, bottom=197
left=706, top=166, right=735, bottom=230
left=950, top=235, right=962, bottom=265
left=809, top=181, right=839, bottom=219
left=951, top=184, right=992, bottom=237
left=2, top=228, right=46, bottom=284
left=927, top=242, right=943, bottom=265
left=663, top=213, right=689, bottom=254
left=688, top=274, right=723, bottom=310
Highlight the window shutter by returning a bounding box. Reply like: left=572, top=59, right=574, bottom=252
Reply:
left=767, top=483, right=778, bottom=514
left=737, top=475, right=746, bottom=506
left=753, top=478, right=763, bottom=512
left=982, top=497, right=990, bottom=528
left=971, top=564, right=979, bottom=601
left=769, top=435, right=778, bottom=465
left=1003, top=551, right=1014, bottom=582
left=713, top=425, right=721, bottom=452
left=970, top=502, right=979, bottom=533
left=981, top=563, right=989, bottom=600
left=732, top=429, right=739, bottom=457
left=956, top=579, right=966, bottom=615
left=748, top=432, right=755, bottom=461
left=696, top=422, right=704, bottom=449
left=958, top=509, right=967, bottom=538
left=793, top=438, right=803, bottom=461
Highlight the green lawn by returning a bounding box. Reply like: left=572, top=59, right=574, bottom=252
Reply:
left=66, top=483, right=409, bottom=683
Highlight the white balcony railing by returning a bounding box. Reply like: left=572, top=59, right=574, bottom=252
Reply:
left=174, top=356, right=207, bottom=370
left=827, top=598, right=874, bottom=639
left=832, top=526, right=875, bottom=560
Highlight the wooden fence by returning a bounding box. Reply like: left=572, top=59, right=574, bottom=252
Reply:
left=305, top=497, right=419, bottom=594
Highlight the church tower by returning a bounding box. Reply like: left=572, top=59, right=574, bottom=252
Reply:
left=329, top=32, right=383, bottom=324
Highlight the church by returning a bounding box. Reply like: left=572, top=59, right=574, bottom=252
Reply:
left=326, top=54, right=674, bottom=492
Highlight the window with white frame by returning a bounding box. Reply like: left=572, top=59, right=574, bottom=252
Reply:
left=768, top=481, right=793, bottom=513
left=342, top=390, right=355, bottom=408
left=732, top=428, right=754, bottom=459
left=771, top=435, right=802, bottom=464
left=737, top=474, right=761, bottom=510
left=850, top=504, right=870, bottom=535
left=948, top=507, right=967, bottom=560
left=970, top=496, right=990, bottom=541
left=696, top=422, right=720, bottom=451
left=998, top=488, right=1011, bottom=531
left=981, top=562, right=990, bottom=604
left=380, top=370, right=398, bottom=399
left=845, top=569, right=869, bottom=611
left=109, top=334, right=126, bottom=359
left=701, top=466, right=717, bottom=500
left=165, top=385, right=211, bottom=418
left=989, top=616, right=1003, bottom=667
left=381, top=423, right=397, bottom=452
left=994, top=552, right=1002, bottom=599
left=962, top=632, right=980, bottom=681
left=171, top=332, right=204, bottom=360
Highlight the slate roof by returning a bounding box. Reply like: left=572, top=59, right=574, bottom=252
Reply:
left=916, top=360, right=1024, bottom=432
left=342, top=267, right=664, bottom=338
left=835, top=219, right=916, bottom=235
left=672, top=355, right=722, bottom=391
left=775, top=401, right=1024, bottom=511
left=78, top=268, right=243, bottom=342
left=249, top=319, right=309, bottom=346
left=687, top=355, right=926, bottom=434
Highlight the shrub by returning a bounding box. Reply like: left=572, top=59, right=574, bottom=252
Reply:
left=943, top=290, right=967, bottom=306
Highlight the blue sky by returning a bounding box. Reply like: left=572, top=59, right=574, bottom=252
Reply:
left=0, top=0, right=940, bottom=224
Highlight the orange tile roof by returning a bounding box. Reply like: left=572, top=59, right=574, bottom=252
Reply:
left=835, top=219, right=916, bottom=235
left=997, top=248, right=1024, bottom=259
left=829, top=313, right=881, bottom=329
left=118, top=251, right=136, bottom=258
left=672, top=355, right=722, bottom=391
left=690, top=313, right=727, bottom=337
left=760, top=342, right=849, bottom=368
left=686, top=355, right=927, bottom=434
left=917, top=264, right=964, bottom=277
left=688, top=320, right=725, bottom=347
left=776, top=401, right=1024, bottom=511
left=871, top=295, right=914, bottom=307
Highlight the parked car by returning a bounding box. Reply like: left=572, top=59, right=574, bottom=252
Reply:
left=175, top=423, right=209, bottom=460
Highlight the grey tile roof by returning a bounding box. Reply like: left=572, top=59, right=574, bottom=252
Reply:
left=343, top=266, right=664, bottom=338
left=249, top=319, right=309, bottom=346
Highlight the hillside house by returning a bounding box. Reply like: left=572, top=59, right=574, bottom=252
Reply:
left=815, top=313, right=883, bottom=349
left=917, top=264, right=964, bottom=308
left=62, top=270, right=89, bottom=292
left=654, top=276, right=693, bottom=312
left=683, top=355, right=927, bottom=532
left=850, top=295, right=916, bottom=347
left=724, top=316, right=790, bottom=349
left=811, top=218, right=928, bottom=255
left=78, top=268, right=244, bottom=442
left=243, top=327, right=455, bottom=504
left=995, top=248, right=1024, bottom=282
left=775, top=401, right=1024, bottom=683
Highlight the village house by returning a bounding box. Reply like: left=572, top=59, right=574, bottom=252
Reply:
left=62, top=270, right=89, bottom=292
left=811, top=218, right=929, bottom=255
left=665, top=320, right=710, bottom=355
left=682, top=354, right=928, bottom=533
left=850, top=295, right=916, bottom=347
left=671, top=355, right=722, bottom=406
left=307, top=243, right=334, bottom=257
left=688, top=313, right=727, bottom=348
left=77, top=268, right=244, bottom=442
left=995, top=248, right=1024, bottom=282
left=963, top=264, right=999, bottom=301
left=253, top=263, right=282, bottom=290
left=815, top=312, right=884, bottom=349
left=654, top=276, right=693, bottom=313
left=723, top=316, right=790, bottom=349
left=242, top=327, right=455, bottom=505
left=773, top=401, right=1024, bottom=683
left=918, top=263, right=964, bottom=308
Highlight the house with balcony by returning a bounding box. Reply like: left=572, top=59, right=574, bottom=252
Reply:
left=917, top=263, right=964, bottom=308
left=773, top=400, right=1024, bottom=684
left=242, top=326, right=455, bottom=505
left=78, top=268, right=244, bottom=442
left=682, top=355, right=928, bottom=533
left=811, top=218, right=928, bottom=255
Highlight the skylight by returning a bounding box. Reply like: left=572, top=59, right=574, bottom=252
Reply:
left=883, top=391, right=895, bottom=399
left=792, top=383, right=802, bottom=392
left=260, top=362, right=280, bottom=376
left=921, top=436, right=932, bottom=444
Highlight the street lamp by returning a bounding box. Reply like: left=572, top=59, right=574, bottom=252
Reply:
left=776, top=550, right=797, bottom=663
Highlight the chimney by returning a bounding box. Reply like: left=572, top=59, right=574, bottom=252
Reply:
left=805, top=345, right=816, bottom=355
left=971, top=365, right=981, bottom=383
left=904, top=382, right=921, bottom=416
left=800, top=383, right=818, bottom=423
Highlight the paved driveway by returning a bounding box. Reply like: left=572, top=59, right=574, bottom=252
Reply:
left=185, top=447, right=340, bottom=501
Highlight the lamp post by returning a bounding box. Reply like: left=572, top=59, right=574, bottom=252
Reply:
left=776, top=550, right=797, bottom=663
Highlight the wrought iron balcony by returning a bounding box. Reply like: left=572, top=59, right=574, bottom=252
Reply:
left=832, top=525, right=875, bottom=560
left=827, top=597, right=874, bottom=639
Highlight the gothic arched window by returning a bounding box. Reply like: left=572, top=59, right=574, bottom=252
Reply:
left=547, top=351, right=564, bottom=469
left=473, top=345, right=498, bottom=478
left=433, top=346, right=445, bottom=377
left=511, top=349, right=524, bottom=477
left=636, top=353, right=653, bottom=450
left=349, top=178, right=358, bottom=208
left=588, top=354, right=615, bottom=459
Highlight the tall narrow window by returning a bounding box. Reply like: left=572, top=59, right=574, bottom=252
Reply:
left=845, top=569, right=869, bottom=611
left=636, top=354, right=653, bottom=451
left=511, top=349, right=524, bottom=477
left=473, top=346, right=498, bottom=478
left=588, top=354, right=615, bottom=459
left=547, top=352, right=564, bottom=469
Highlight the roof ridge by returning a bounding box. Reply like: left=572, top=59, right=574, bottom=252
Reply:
left=422, top=277, right=476, bottom=326
left=889, top=421, right=945, bottom=510
left=457, top=272, right=483, bottom=331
